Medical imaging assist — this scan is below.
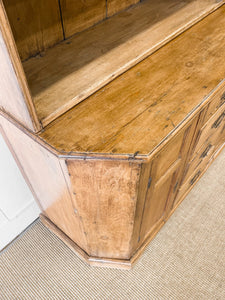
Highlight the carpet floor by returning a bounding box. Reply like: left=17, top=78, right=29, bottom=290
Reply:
left=1, top=150, right=225, bottom=299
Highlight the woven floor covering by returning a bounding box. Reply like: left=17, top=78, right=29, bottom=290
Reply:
left=1, top=150, right=225, bottom=299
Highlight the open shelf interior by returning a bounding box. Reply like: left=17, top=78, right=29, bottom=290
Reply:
left=40, top=5, right=225, bottom=155
left=3, top=0, right=225, bottom=127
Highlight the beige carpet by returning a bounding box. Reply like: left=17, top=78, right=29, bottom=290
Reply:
left=1, top=150, right=225, bottom=299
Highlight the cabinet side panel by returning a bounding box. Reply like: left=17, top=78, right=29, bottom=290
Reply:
left=0, top=31, right=37, bottom=130
left=0, top=116, right=87, bottom=252
left=0, top=2, right=40, bottom=131
left=67, top=159, right=141, bottom=259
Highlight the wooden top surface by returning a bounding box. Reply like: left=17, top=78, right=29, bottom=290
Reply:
left=23, top=0, right=223, bottom=127
left=39, top=5, right=225, bottom=157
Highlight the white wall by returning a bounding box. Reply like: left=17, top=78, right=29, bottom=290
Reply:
left=0, top=133, right=40, bottom=250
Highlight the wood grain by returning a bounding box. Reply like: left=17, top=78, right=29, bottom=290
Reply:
left=0, top=32, right=33, bottom=128
left=164, top=117, right=199, bottom=216
left=67, top=159, right=141, bottom=259
left=22, top=0, right=224, bottom=126
left=138, top=125, right=191, bottom=241
left=174, top=141, right=225, bottom=210
left=130, top=161, right=152, bottom=254
left=0, top=1, right=41, bottom=131
left=172, top=90, right=225, bottom=208
left=0, top=30, right=35, bottom=130
left=2, top=0, right=63, bottom=61
left=60, top=0, right=106, bottom=38
left=195, top=105, right=225, bottom=154
left=178, top=102, right=225, bottom=196
left=2, top=107, right=225, bottom=267
left=107, top=0, right=140, bottom=17
left=1, top=0, right=225, bottom=269
left=0, top=115, right=88, bottom=253
left=40, top=6, right=225, bottom=156
left=204, top=83, right=225, bottom=123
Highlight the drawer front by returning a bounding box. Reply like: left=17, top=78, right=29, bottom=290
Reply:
left=175, top=161, right=208, bottom=208
left=181, top=149, right=211, bottom=190
left=194, top=105, right=225, bottom=154
left=176, top=139, right=225, bottom=207
left=174, top=97, right=225, bottom=207
left=204, top=83, right=225, bottom=125
left=182, top=116, right=225, bottom=187
left=175, top=171, right=199, bottom=205
left=183, top=141, right=215, bottom=183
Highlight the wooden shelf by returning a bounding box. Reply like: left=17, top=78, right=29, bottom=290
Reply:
left=39, top=5, right=225, bottom=156
left=23, top=0, right=224, bottom=127
left=1, top=0, right=225, bottom=269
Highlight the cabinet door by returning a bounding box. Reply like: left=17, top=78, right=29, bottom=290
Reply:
left=140, top=159, right=181, bottom=241
left=139, top=119, right=197, bottom=241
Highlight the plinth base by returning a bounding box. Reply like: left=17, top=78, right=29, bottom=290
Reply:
left=40, top=214, right=164, bottom=269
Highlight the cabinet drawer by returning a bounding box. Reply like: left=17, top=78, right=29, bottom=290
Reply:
left=177, top=159, right=209, bottom=205
left=194, top=105, right=225, bottom=154
left=176, top=170, right=200, bottom=203
left=183, top=140, right=214, bottom=183
left=183, top=116, right=225, bottom=185
left=204, top=83, right=225, bottom=124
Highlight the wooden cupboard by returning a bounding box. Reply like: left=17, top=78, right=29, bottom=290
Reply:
left=0, top=0, right=225, bottom=268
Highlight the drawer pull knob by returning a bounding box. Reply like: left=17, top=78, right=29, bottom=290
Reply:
left=200, top=144, right=212, bottom=158
left=190, top=171, right=201, bottom=185
left=212, top=112, right=225, bottom=128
